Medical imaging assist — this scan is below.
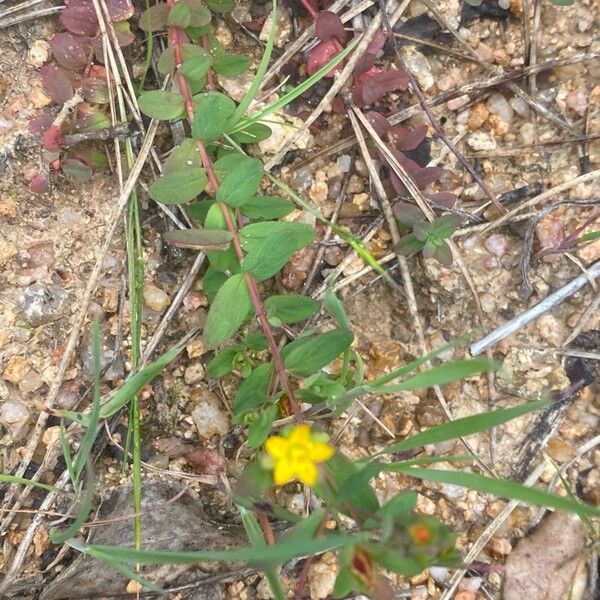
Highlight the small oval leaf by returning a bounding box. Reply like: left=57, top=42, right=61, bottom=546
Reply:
left=148, top=168, right=207, bottom=204
left=163, top=228, right=233, bottom=251
left=138, top=90, right=185, bottom=120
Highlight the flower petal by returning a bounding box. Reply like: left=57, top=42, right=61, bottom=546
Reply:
left=265, top=436, right=288, bottom=460
left=294, top=460, right=318, bottom=486
left=288, top=423, right=311, bottom=445
left=273, top=460, right=295, bottom=485
left=308, top=441, right=334, bottom=463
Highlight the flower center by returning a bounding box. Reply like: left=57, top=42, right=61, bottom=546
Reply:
left=288, top=443, right=307, bottom=461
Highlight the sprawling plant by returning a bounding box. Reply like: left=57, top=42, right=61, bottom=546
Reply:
left=48, top=1, right=598, bottom=598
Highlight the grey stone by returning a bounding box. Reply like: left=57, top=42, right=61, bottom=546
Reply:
left=41, top=481, right=244, bottom=600
left=19, top=283, right=69, bottom=327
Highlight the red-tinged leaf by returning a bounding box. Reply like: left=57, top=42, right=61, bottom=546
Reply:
left=366, top=111, right=391, bottom=137
left=353, top=52, right=376, bottom=76
left=29, top=114, right=54, bottom=135
left=412, top=166, right=443, bottom=189
left=413, top=221, right=432, bottom=241
left=330, top=96, right=345, bottom=113
left=316, top=11, right=345, bottom=43
left=29, top=172, right=50, bottom=194
left=185, top=447, right=225, bottom=476
left=82, top=76, right=110, bottom=103
left=365, top=30, right=387, bottom=56
left=43, top=126, right=65, bottom=151
left=75, top=104, right=111, bottom=131
left=60, top=0, right=98, bottom=36
left=307, top=39, right=341, bottom=76
left=105, top=0, right=133, bottom=21
left=62, top=158, right=93, bottom=182
left=354, top=68, right=409, bottom=106
left=70, top=145, right=108, bottom=170
left=354, top=64, right=383, bottom=86
left=427, top=191, right=457, bottom=209
left=50, top=32, right=92, bottom=71
left=434, top=241, right=454, bottom=266
left=388, top=124, right=428, bottom=151
left=40, top=64, right=81, bottom=103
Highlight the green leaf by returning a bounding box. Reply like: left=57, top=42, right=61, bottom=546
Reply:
left=240, top=196, right=294, bottom=220
left=158, top=44, right=210, bottom=75
left=180, top=0, right=211, bottom=26
left=162, top=228, right=233, bottom=251
left=204, top=274, right=251, bottom=347
left=282, top=329, right=354, bottom=377
left=216, top=158, right=263, bottom=207
left=264, top=295, right=319, bottom=325
left=138, top=90, right=184, bottom=120
left=213, top=152, right=247, bottom=180
left=400, top=468, right=600, bottom=518
left=248, top=405, right=278, bottom=448
left=192, top=92, right=236, bottom=141
left=233, top=363, right=272, bottom=416
left=366, top=544, right=423, bottom=576
left=395, top=233, right=425, bottom=256
left=323, top=293, right=351, bottom=330
left=179, top=55, right=211, bottom=92
left=148, top=168, right=207, bottom=204
left=167, top=2, right=191, bottom=27
left=207, top=348, right=238, bottom=378
left=164, top=139, right=201, bottom=173
left=368, top=358, right=496, bottom=394
left=377, top=399, right=548, bottom=457
left=0, top=474, right=74, bottom=497
left=204, top=0, right=234, bottom=11
left=240, top=221, right=315, bottom=281
left=548, top=0, right=573, bottom=4
left=230, top=123, right=273, bottom=144
left=212, top=53, right=251, bottom=77
left=202, top=266, right=228, bottom=302
left=204, top=204, right=240, bottom=273
left=580, top=231, right=600, bottom=242
left=139, top=3, right=170, bottom=31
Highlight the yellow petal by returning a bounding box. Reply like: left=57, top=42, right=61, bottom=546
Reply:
left=265, top=436, right=288, bottom=459
left=294, top=460, right=318, bottom=486
left=308, top=441, right=334, bottom=463
left=273, top=460, right=295, bottom=485
left=288, top=424, right=311, bottom=445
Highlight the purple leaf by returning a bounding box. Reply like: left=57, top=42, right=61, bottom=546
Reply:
left=354, top=68, right=409, bottom=106
left=70, top=144, right=108, bottom=170
left=365, top=30, right=387, bottom=56
left=365, top=111, right=391, bottom=137
left=392, top=202, right=424, bottom=227
left=433, top=241, right=453, bottom=266
left=315, top=11, right=345, bottom=43
left=43, top=125, right=65, bottom=151
left=50, top=32, right=92, bottom=71
left=40, top=64, right=82, bottom=103
left=388, top=124, right=428, bottom=151
left=139, top=2, right=170, bottom=32
left=113, top=21, right=135, bottom=46
left=30, top=172, right=50, bottom=194
left=412, top=166, right=443, bottom=189
left=353, top=52, right=376, bottom=76
left=60, top=0, right=98, bottom=36
left=307, top=39, right=340, bottom=76
left=105, top=0, right=134, bottom=21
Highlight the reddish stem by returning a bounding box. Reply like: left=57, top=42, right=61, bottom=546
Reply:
left=299, top=0, right=318, bottom=19
left=166, top=15, right=302, bottom=419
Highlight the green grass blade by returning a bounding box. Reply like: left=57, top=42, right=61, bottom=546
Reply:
left=229, top=0, right=277, bottom=126
left=233, top=37, right=359, bottom=132
left=399, top=467, right=600, bottom=518
left=50, top=464, right=96, bottom=544
left=375, top=400, right=548, bottom=457
left=368, top=358, right=496, bottom=394
left=0, top=474, right=74, bottom=497
left=78, top=532, right=358, bottom=570
left=60, top=418, right=76, bottom=486
left=72, top=320, right=103, bottom=483
left=58, top=345, right=183, bottom=426
left=239, top=506, right=286, bottom=600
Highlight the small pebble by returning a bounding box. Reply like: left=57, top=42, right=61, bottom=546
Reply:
left=20, top=283, right=69, bottom=326
left=184, top=362, right=205, bottom=385
left=191, top=389, right=229, bottom=438
left=2, top=356, right=30, bottom=384
left=484, top=233, right=509, bottom=257
left=486, top=92, right=513, bottom=126
left=0, top=400, right=30, bottom=440
left=143, top=285, right=169, bottom=312
left=466, top=131, right=496, bottom=151
left=510, top=96, right=529, bottom=117
left=520, top=122, right=535, bottom=146
left=336, top=154, right=352, bottom=173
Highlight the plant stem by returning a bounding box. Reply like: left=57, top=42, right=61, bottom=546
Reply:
left=166, top=12, right=302, bottom=419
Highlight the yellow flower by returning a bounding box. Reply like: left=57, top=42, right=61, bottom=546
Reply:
left=264, top=424, right=334, bottom=486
